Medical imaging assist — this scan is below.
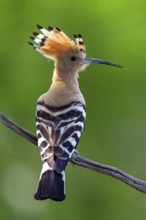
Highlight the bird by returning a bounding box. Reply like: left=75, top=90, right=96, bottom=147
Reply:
left=28, top=24, right=122, bottom=202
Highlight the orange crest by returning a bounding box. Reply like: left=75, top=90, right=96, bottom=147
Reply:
left=29, top=25, right=86, bottom=59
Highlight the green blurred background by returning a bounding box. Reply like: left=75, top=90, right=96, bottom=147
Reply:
left=0, top=0, right=146, bottom=219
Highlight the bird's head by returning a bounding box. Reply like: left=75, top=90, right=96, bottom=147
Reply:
left=29, top=25, right=122, bottom=73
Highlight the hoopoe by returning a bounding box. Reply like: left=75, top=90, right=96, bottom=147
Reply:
left=28, top=24, right=122, bottom=201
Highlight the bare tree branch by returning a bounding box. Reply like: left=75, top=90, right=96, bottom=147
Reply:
left=0, top=113, right=37, bottom=145
left=1, top=112, right=146, bottom=194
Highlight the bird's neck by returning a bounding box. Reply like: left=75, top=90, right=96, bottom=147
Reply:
left=38, top=62, right=85, bottom=107
left=52, top=62, right=79, bottom=87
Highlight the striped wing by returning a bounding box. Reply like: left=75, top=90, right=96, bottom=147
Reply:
left=36, top=101, right=86, bottom=173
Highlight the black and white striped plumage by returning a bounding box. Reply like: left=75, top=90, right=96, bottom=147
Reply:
left=35, top=101, right=86, bottom=201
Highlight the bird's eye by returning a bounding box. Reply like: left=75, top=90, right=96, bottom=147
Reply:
left=71, top=56, right=77, bottom=61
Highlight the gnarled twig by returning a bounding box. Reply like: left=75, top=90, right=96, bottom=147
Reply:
left=1, top=112, right=146, bottom=193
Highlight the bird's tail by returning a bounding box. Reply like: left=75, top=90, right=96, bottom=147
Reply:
left=34, top=162, right=65, bottom=201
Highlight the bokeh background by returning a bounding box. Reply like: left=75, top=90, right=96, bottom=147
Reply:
left=0, top=0, right=146, bottom=219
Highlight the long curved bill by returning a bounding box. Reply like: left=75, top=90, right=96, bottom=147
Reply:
left=84, top=58, right=123, bottom=68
